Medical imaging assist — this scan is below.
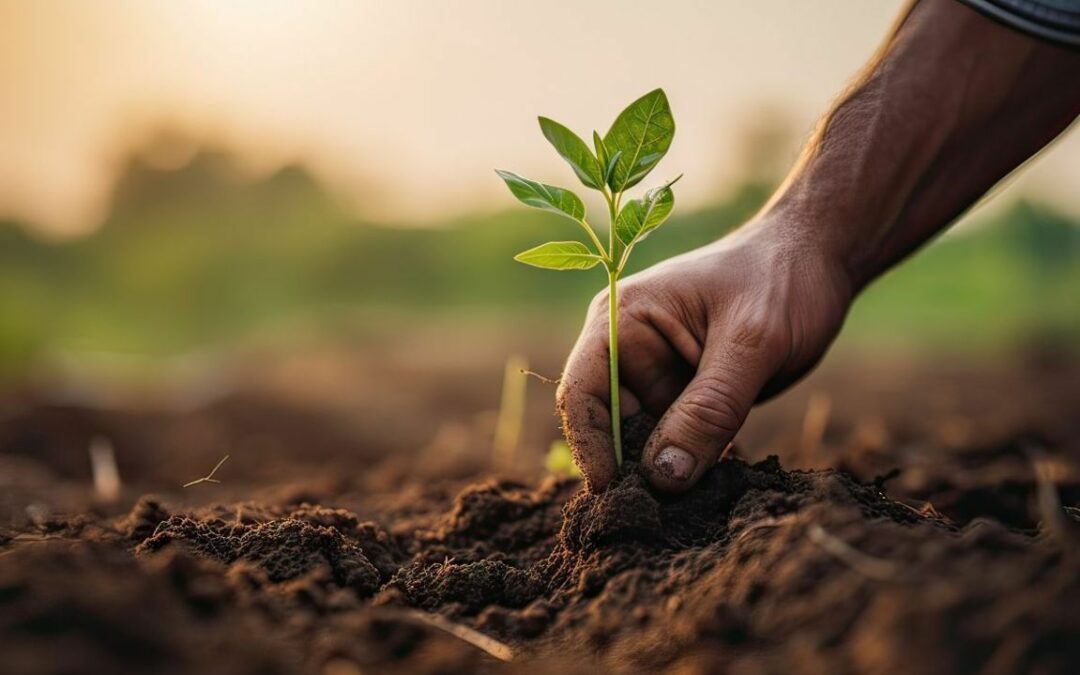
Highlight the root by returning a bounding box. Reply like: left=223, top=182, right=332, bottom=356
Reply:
left=183, top=455, right=230, bottom=488
left=808, top=524, right=908, bottom=582
left=520, top=369, right=560, bottom=386
left=732, top=514, right=801, bottom=545
left=404, top=610, right=515, bottom=662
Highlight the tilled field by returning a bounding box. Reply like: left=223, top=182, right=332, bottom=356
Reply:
left=1, top=358, right=1078, bottom=674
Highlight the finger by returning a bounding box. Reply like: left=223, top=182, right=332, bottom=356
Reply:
left=619, top=324, right=694, bottom=417
left=557, top=330, right=617, bottom=491
left=642, top=327, right=778, bottom=493
left=619, top=385, right=642, bottom=418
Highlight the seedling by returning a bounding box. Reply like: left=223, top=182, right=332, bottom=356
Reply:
left=492, top=354, right=528, bottom=468
left=496, top=88, right=679, bottom=465
left=545, top=440, right=583, bottom=478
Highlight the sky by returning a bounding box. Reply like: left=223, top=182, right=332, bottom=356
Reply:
left=3, top=0, right=1079, bottom=237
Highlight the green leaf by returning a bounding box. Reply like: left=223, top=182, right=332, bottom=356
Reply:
left=604, top=150, right=622, bottom=187
left=495, top=170, right=586, bottom=222
left=539, top=118, right=604, bottom=190
left=592, top=131, right=608, bottom=171
left=591, top=132, right=623, bottom=190
left=545, top=440, right=582, bottom=477
left=602, top=89, right=675, bottom=192
left=514, top=241, right=602, bottom=270
left=615, top=176, right=681, bottom=245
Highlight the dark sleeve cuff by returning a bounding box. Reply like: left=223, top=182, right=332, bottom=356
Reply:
left=957, top=0, right=1080, bottom=47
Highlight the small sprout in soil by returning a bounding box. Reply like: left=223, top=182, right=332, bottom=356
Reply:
left=182, top=454, right=230, bottom=488
left=497, top=88, right=679, bottom=466
left=800, top=392, right=832, bottom=453
left=493, top=353, right=528, bottom=469
left=545, top=440, right=582, bottom=478
left=88, top=435, right=122, bottom=502
left=1030, top=451, right=1080, bottom=547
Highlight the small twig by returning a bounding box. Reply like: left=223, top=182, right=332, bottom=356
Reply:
left=732, top=514, right=800, bottom=544
left=520, top=369, right=560, bottom=386
left=404, top=610, right=514, bottom=662
left=183, top=455, right=230, bottom=488
left=800, top=392, right=832, bottom=453
left=719, top=441, right=736, bottom=462
left=88, top=436, right=122, bottom=502
left=872, top=468, right=902, bottom=493
left=1031, top=453, right=1078, bottom=548
left=494, top=355, right=528, bottom=469
left=899, top=499, right=945, bottom=521
left=808, top=524, right=906, bottom=582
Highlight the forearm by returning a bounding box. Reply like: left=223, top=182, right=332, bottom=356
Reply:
left=765, top=0, right=1080, bottom=291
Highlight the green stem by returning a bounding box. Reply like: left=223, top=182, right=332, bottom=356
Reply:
left=577, top=218, right=607, bottom=258
left=602, top=188, right=624, bottom=465
left=607, top=267, right=623, bottom=465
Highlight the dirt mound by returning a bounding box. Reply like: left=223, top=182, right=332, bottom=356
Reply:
left=101, top=436, right=1080, bottom=674
left=0, top=541, right=293, bottom=675
left=5, top=365, right=1080, bottom=675
left=140, top=516, right=382, bottom=595
left=134, top=502, right=406, bottom=600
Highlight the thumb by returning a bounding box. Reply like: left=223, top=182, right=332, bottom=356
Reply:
left=642, top=329, right=776, bottom=493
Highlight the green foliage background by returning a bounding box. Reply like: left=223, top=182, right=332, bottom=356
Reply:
left=1, top=148, right=1077, bottom=374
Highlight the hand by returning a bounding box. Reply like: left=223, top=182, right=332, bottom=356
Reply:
left=560, top=0, right=1080, bottom=493
left=557, top=215, right=852, bottom=492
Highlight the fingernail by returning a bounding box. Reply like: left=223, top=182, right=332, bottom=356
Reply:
left=653, top=446, right=696, bottom=482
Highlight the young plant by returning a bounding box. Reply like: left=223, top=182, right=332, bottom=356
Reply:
left=496, top=88, right=679, bottom=466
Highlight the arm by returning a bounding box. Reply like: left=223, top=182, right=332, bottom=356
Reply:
left=559, top=0, right=1080, bottom=492
left=775, top=0, right=1080, bottom=292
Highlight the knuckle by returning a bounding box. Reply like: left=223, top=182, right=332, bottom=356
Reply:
left=732, top=313, right=770, bottom=347
left=617, top=281, right=665, bottom=329
left=556, top=376, right=581, bottom=417
left=555, top=380, right=570, bottom=409
left=617, top=282, right=647, bottom=308
left=729, top=310, right=788, bottom=358
left=588, top=289, right=610, bottom=315
left=678, top=377, right=743, bottom=440
left=556, top=378, right=609, bottom=429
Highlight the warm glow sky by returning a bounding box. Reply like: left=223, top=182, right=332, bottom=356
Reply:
left=3, top=0, right=1079, bottom=236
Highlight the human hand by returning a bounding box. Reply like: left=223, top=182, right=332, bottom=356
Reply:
left=560, top=0, right=1080, bottom=493
left=557, top=216, right=852, bottom=492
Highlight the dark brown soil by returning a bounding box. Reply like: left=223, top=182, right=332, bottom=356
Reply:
left=2, top=359, right=1080, bottom=674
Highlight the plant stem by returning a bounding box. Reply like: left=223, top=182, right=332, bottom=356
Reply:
left=577, top=219, right=607, bottom=258
left=603, top=188, right=623, bottom=465
left=607, top=267, right=623, bottom=465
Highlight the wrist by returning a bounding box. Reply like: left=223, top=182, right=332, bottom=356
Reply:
left=749, top=191, right=866, bottom=301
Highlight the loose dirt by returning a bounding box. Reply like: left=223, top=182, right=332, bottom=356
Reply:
left=2, top=361, right=1079, bottom=674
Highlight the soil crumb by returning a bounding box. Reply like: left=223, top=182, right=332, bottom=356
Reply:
left=36, top=451, right=1060, bottom=673
left=5, top=390, right=1080, bottom=675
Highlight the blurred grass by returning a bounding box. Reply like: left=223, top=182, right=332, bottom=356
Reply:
left=0, top=146, right=1077, bottom=376
left=843, top=201, right=1080, bottom=351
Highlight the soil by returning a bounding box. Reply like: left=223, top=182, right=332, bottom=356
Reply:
left=2, top=357, right=1079, bottom=674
